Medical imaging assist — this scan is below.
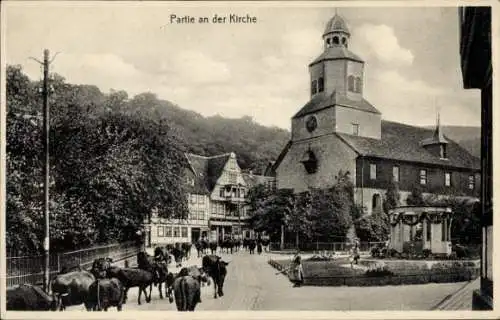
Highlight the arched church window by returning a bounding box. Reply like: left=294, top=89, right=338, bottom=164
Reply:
left=348, top=75, right=355, bottom=92
left=318, top=77, right=324, bottom=92
left=333, top=36, right=339, bottom=45
left=355, top=77, right=362, bottom=93
left=311, top=80, right=317, bottom=95
left=326, top=38, right=331, bottom=46
left=342, top=37, right=347, bottom=45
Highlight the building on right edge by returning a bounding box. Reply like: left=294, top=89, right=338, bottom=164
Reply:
left=459, top=6, right=493, bottom=310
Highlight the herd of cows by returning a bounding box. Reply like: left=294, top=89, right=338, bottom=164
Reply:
left=6, top=237, right=271, bottom=312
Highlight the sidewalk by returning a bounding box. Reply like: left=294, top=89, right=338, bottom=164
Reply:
left=432, top=278, right=479, bottom=310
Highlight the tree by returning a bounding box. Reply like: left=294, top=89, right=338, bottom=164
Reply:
left=406, top=185, right=425, bottom=206
left=383, top=181, right=401, bottom=214
left=6, top=65, right=189, bottom=254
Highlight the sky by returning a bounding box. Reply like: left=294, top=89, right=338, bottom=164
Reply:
left=4, top=2, right=483, bottom=130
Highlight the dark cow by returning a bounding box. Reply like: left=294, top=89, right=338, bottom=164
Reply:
left=137, top=251, right=172, bottom=302
left=173, top=276, right=200, bottom=311
left=6, top=284, right=57, bottom=311
left=202, top=255, right=229, bottom=299
left=87, top=278, right=125, bottom=311
left=51, top=269, right=95, bottom=310
left=106, top=267, right=153, bottom=305
left=177, top=265, right=210, bottom=302
left=181, top=242, right=192, bottom=260
left=195, top=240, right=207, bottom=258
left=248, top=240, right=256, bottom=254
left=209, top=241, right=218, bottom=255
left=171, top=243, right=184, bottom=268
left=220, top=239, right=234, bottom=254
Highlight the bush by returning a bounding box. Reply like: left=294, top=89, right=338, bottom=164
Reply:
left=365, top=264, right=394, bottom=277
left=371, top=246, right=381, bottom=258
left=422, top=249, right=431, bottom=259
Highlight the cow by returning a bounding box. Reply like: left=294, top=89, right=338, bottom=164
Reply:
left=137, top=251, right=172, bottom=302
left=6, top=284, right=57, bottom=311
left=181, top=242, right=192, bottom=260
left=177, top=265, right=210, bottom=302
left=106, top=267, right=154, bottom=305
left=209, top=241, right=218, bottom=255
left=220, top=239, right=234, bottom=254
left=202, top=255, right=229, bottom=299
left=87, top=278, right=125, bottom=311
left=173, top=276, right=200, bottom=311
left=51, top=269, right=95, bottom=311
left=91, top=258, right=154, bottom=306
left=248, top=240, right=256, bottom=254
left=171, top=243, right=184, bottom=268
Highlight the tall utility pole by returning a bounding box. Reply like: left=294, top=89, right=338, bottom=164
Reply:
left=42, top=49, right=50, bottom=293
left=31, top=49, right=54, bottom=293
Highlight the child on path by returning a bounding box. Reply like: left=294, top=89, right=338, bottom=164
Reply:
left=278, top=250, right=304, bottom=287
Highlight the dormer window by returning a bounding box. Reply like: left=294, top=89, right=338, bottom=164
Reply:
left=301, top=149, right=318, bottom=174
left=440, top=144, right=448, bottom=159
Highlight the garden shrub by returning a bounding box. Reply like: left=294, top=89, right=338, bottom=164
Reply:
left=365, top=264, right=394, bottom=277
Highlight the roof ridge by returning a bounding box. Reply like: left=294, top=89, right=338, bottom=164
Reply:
left=185, top=152, right=233, bottom=159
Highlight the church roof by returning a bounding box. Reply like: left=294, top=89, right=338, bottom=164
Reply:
left=292, top=91, right=381, bottom=119
left=185, top=153, right=232, bottom=193
left=324, top=13, right=350, bottom=35
left=309, top=47, right=364, bottom=66
left=336, top=121, right=480, bottom=170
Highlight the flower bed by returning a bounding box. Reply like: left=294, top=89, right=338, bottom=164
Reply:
left=268, top=258, right=479, bottom=287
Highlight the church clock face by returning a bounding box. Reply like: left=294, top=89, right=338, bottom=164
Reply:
left=306, top=115, right=318, bottom=133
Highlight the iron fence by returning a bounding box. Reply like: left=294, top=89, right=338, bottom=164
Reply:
left=6, top=241, right=141, bottom=288
left=269, top=241, right=386, bottom=253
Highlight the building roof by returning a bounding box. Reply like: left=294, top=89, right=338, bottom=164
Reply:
left=309, top=47, right=363, bottom=66
left=292, top=91, right=381, bottom=119
left=336, top=120, right=480, bottom=170
left=324, top=13, right=350, bottom=36
left=185, top=153, right=232, bottom=193
left=241, top=172, right=275, bottom=189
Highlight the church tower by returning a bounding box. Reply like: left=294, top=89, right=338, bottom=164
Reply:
left=291, top=12, right=382, bottom=142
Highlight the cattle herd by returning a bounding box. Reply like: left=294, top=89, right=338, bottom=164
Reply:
left=6, top=238, right=270, bottom=312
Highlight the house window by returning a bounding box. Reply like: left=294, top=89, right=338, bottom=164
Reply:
left=370, top=164, right=377, bottom=180
left=311, top=80, right=317, bottom=95
left=219, top=188, right=224, bottom=198
left=352, top=123, right=359, bottom=136
left=419, top=169, right=427, bottom=185
left=318, top=77, right=324, bottom=92
left=165, top=226, right=172, bottom=237
left=157, top=226, right=164, bottom=237
left=181, top=227, right=188, bottom=238
left=372, top=194, right=381, bottom=211
left=468, top=175, right=475, bottom=190
left=348, top=75, right=355, bottom=92
left=392, top=166, right=400, bottom=182
left=445, top=172, right=451, bottom=187
left=173, top=227, right=180, bottom=237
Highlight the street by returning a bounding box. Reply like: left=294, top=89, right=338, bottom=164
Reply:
left=66, top=249, right=471, bottom=311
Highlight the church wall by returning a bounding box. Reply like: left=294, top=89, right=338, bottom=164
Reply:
left=335, top=106, right=381, bottom=139
left=276, top=134, right=357, bottom=193
left=324, top=60, right=347, bottom=96
left=291, top=107, right=336, bottom=142
left=346, top=61, right=364, bottom=101
left=309, top=63, right=324, bottom=97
